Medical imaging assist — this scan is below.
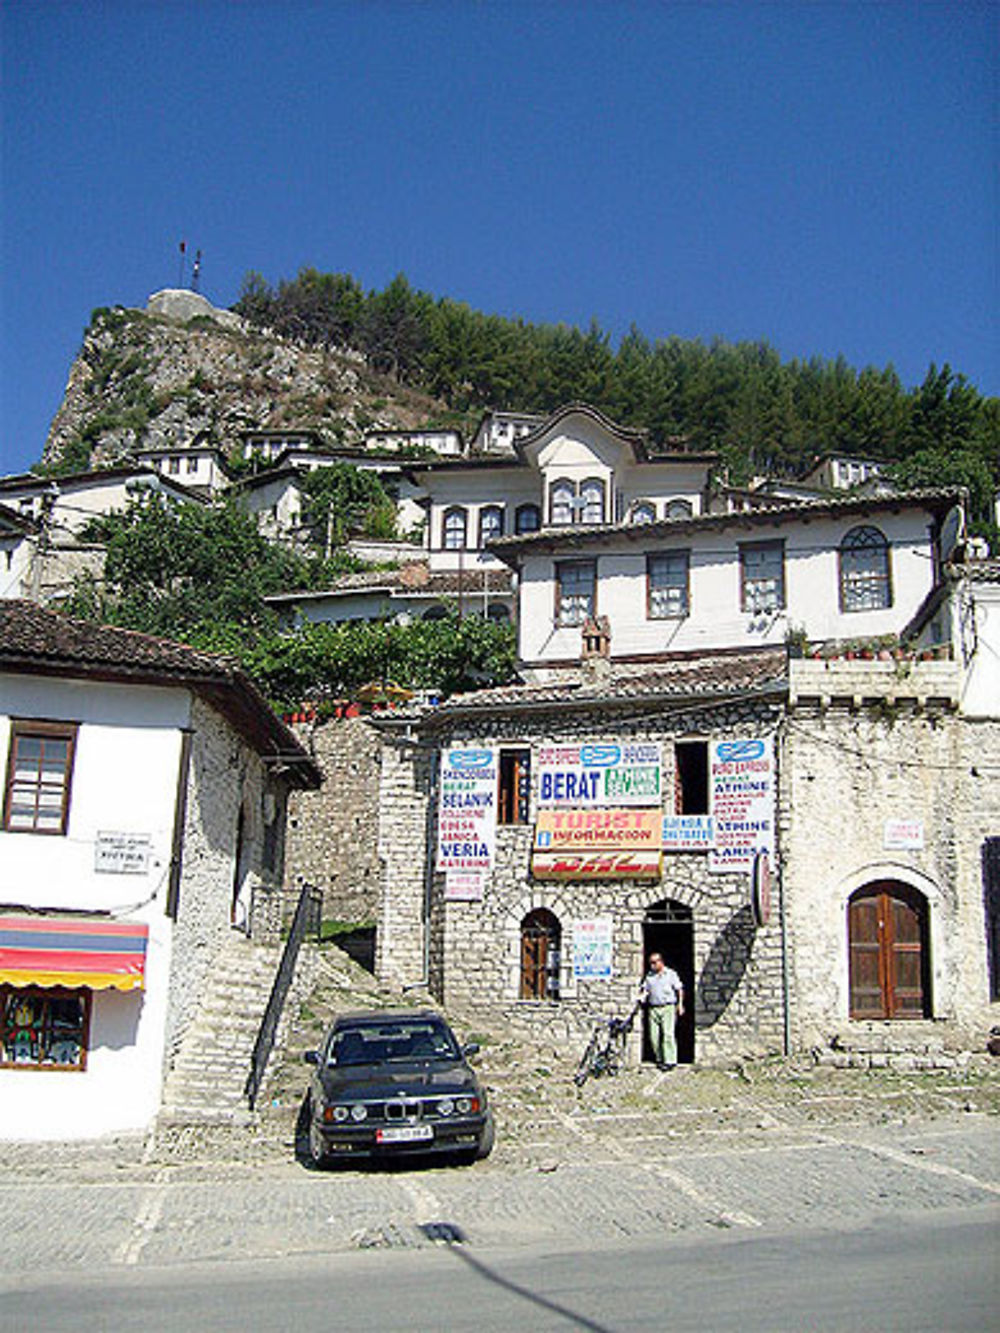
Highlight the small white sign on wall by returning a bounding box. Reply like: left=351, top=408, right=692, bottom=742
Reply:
left=95, top=832, right=152, bottom=875
left=884, top=819, right=925, bottom=850
left=572, top=917, right=614, bottom=980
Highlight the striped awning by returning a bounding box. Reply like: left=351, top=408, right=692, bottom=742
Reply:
left=0, top=916, right=148, bottom=992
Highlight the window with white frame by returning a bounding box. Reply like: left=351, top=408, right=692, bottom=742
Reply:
left=442, top=506, right=468, bottom=550
left=839, top=526, right=891, bottom=611
left=548, top=478, right=606, bottom=526
left=478, top=505, right=504, bottom=545
left=648, top=551, right=690, bottom=618
left=665, top=499, right=693, bottom=519
left=740, top=540, right=785, bottom=614
left=555, top=559, right=596, bottom=627
left=631, top=502, right=656, bottom=525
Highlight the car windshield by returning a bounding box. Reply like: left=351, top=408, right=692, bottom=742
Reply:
left=327, top=1021, right=460, bottom=1067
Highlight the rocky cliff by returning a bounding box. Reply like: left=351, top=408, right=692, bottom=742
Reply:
left=42, top=289, right=461, bottom=471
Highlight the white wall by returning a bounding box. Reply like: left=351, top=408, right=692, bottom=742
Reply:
left=0, top=675, right=190, bottom=1139
left=516, top=509, right=939, bottom=665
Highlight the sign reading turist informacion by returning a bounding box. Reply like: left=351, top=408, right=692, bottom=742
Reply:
left=537, top=743, right=661, bottom=807
left=436, top=747, right=498, bottom=874
left=572, top=917, right=614, bottom=980
left=708, top=737, right=775, bottom=873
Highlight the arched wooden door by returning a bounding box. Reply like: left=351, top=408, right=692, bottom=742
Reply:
left=848, top=882, right=930, bottom=1019
left=520, top=909, right=561, bottom=999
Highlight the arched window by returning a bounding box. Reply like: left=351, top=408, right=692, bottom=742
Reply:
left=442, top=506, right=467, bottom=550
left=848, top=882, right=930, bottom=1019
left=478, top=505, right=504, bottom=545
left=421, top=603, right=449, bottom=621
left=486, top=602, right=510, bottom=622
left=840, top=526, right=891, bottom=611
left=520, top=908, right=561, bottom=999
left=665, top=499, right=693, bottom=519
left=515, top=503, right=541, bottom=534
left=579, top=478, right=605, bottom=525
left=549, top=479, right=575, bottom=526
left=631, top=501, right=656, bottom=525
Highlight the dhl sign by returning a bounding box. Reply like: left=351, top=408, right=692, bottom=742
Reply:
left=531, top=849, right=663, bottom=881
left=533, top=808, right=662, bottom=852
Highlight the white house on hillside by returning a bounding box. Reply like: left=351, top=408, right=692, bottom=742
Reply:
left=409, top=403, right=718, bottom=576
left=0, top=601, right=319, bottom=1140
left=490, top=489, right=962, bottom=677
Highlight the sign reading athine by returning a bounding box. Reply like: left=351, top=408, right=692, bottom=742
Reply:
left=537, top=743, right=661, bottom=807
left=436, top=748, right=498, bottom=874
left=708, top=738, right=775, bottom=873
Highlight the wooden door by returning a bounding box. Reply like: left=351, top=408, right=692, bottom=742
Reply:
left=849, top=883, right=929, bottom=1019
left=520, top=910, right=560, bottom=999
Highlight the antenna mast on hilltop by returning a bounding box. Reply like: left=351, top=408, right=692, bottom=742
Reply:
left=191, top=249, right=202, bottom=293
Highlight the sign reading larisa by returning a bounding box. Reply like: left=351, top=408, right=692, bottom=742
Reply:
left=436, top=748, right=498, bottom=874
left=537, top=743, right=661, bottom=807
left=708, top=738, right=774, bottom=873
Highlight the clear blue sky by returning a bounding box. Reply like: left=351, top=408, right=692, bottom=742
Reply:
left=2, top=1, right=996, bottom=476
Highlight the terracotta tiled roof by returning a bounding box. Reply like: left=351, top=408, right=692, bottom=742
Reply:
left=0, top=601, right=320, bottom=786
left=266, top=566, right=514, bottom=601
left=399, top=648, right=788, bottom=726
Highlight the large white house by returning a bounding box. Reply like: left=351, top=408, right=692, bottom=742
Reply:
left=0, top=601, right=319, bottom=1140
left=409, top=403, right=718, bottom=574
left=490, top=488, right=962, bottom=678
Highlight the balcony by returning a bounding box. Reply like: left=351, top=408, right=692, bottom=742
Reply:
left=789, top=655, right=960, bottom=710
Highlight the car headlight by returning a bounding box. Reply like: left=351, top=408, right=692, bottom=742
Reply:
left=350, top=1103, right=368, bottom=1122
left=455, top=1096, right=479, bottom=1114
left=437, top=1098, right=454, bottom=1117
left=328, top=1105, right=349, bottom=1123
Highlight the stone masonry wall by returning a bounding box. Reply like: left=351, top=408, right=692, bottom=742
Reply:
left=163, top=696, right=277, bottom=1063
left=781, top=702, right=999, bottom=1052
left=284, top=717, right=383, bottom=924
left=380, top=700, right=787, bottom=1065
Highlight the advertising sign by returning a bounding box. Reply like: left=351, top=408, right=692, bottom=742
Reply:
left=443, top=872, right=486, bottom=902
left=537, top=743, right=662, bottom=807
left=708, top=737, right=775, bottom=873
left=436, top=747, right=497, bottom=874
left=534, top=808, right=662, bottom=852
left=662, top=814, right=714, bottom=851
left=884, top=819, right=924, bottom=850
left=572, top=917, right=613, bottom=980
left=95, top=832, right=152, bottom=875
left=532, top=849, right=662, bottom=880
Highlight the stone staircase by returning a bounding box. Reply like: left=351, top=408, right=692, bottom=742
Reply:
left=159, top=933, right=291, bottom=1125
left=813, top=1020, right=977, bottom=1071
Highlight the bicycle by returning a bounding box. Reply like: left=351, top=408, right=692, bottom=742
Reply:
left=573, top=1001, right=641, bottom=1086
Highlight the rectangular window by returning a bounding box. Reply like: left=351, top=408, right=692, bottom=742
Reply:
left=555, top=560, right=596, bottom=627
left=498, top=749, right=530, bottom=825
left=648, top=552, right=690, bottom=619
left=674, top=741, right=709, bottom=814
left=0, top=987, right=90, bottom=1070
left=168, top=457, right=181, bottom=474
left=3, top=720, right=77, bottom=834
left=186, top=457, right=198, bottom=473
left=740, top=541, right=785, bottom=614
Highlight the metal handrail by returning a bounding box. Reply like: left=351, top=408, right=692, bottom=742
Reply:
left=244, top=880, right=323, bottom=1109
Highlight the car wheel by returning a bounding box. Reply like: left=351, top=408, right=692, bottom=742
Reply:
left=308, top=1113, right=330, bottom=1169
left=474, top=1113, right=495, bottom=1161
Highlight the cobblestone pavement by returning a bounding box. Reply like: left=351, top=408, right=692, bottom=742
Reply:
left=1, top=1047, right=998, bottom=1279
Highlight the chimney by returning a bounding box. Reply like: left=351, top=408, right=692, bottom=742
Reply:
left=580, top=615, right=612, bottom=688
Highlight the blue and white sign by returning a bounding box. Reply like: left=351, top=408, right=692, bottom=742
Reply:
left=537, top=742, right=662, bottom=808
left=436, top=747, right=498, bottom=874
left=572, top=917, right=614, bottom=980
left=708, top=736, right=775, bottom=872
left=662, top=814, right=714, bottom=851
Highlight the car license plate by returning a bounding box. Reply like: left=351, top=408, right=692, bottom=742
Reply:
left=376, top=1124, right=433, bottom=1144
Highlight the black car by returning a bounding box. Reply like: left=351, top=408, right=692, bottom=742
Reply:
left=303, top=1009, right=494, bottom=1166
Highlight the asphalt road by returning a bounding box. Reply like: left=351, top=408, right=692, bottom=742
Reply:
left=2, top=1207, right=996, bottom=1333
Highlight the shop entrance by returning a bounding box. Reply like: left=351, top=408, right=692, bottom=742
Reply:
left=641, top=901, right=695, bottom=1065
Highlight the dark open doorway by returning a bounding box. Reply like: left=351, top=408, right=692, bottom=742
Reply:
left=642, top=900, right=695, bottom=1064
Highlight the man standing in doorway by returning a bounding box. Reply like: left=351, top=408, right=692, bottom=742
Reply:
left=641, top=952, right=684, bottom=1070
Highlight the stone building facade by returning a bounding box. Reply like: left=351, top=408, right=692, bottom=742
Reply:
left=284, top=716, right=384, bottom=923
left=373, top=651, right=791, bottom=1063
